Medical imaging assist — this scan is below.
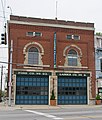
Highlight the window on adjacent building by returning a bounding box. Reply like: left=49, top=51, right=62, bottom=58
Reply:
left=100, top=59, right=102, bottom=72
left=28, top=47, right=39, bottom=64
left=68, top=49, right=78, bottom=66
left=96, top=38, right=102, bottom=48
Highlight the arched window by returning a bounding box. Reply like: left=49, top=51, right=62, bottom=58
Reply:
left=68, top=49, right=78, bottom=66
left=28, top=47, right=39, bottom=64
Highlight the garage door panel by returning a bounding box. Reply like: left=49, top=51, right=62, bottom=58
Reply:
left=58, top=76, right=87, bottom=105
left=16, top=75, right=49, bottom=105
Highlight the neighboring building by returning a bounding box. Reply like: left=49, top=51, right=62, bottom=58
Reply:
left=7, top=15, right=95, bottom=105
left=95, top=34, right=102, bottom=98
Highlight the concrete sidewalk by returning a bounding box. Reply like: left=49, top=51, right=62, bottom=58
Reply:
left=0, top=102, right=102, bottom=110
left=0, top=102, right=16, bottom=110
left=0, top=102, right=60, bottom=110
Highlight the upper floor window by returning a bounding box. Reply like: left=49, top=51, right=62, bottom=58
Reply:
left=27, top=32, right=33, bottom=36
left=23, top=42, right=45, bottom=67
left=66, top=35, right=72, bottom=39
left=66, top=35, right=80, bottom=40
left=96, top=38, right=102, bottom=48
left=68, top=49, right=78, bottom=66
left=26, top=32, right=42, bottom=37
left=34, top=32, right=42, bottom=37
left=73, top=35, right=80, bottom=40
left=28, top=47, right=39, bottom=64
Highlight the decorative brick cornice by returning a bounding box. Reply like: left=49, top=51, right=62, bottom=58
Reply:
left=8, top=15, right=94, bottom=31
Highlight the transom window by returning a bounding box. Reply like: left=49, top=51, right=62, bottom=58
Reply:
left=73, top=35, right=80, bottom=40
left=34, top=32, right=42, bottom=37
left=27, top=32, right=33, bottom=36
left=28, top=47, right=39, bottom=64
left=26, top=32, right=42, bottom=37
left=66, top=35, right=80, bottom=40
left=66, top=35, right=72, bottom=39
left=68, top=49, right=78, bottom=66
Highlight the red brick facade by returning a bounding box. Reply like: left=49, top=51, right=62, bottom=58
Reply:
left=8, top=15, right=96, bottom=105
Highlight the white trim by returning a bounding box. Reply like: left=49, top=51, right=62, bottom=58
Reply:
left=23, top=42, right=44, bottom=55
left=13, top=69, right=53, bottom=73
left=87, top=77, right=89, bottom=105
left=58, top=65, right=88, bottom=69
left=49, top=76, right=51, bottom=105
left=63, top=44, right=82, bottom=57
left=8, top=20, right=94, bottom=31
left=14, top=74, right=16, bottom=105
left=17, top=64, right=50, bottom=67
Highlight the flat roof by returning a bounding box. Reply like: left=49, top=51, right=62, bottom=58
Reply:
left=8, top=15, right=94, bottom=31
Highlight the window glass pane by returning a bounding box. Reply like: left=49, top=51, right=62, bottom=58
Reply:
left=100, top=59, right=102, bottom=72
left=68, top=49, right=77, bottom=55
left=35, top=32, right=42, bottom=36
left=68, top=49, right=78, bottom=66
left=16, top=75, right=49, bottom=105
left=28, top=47, right=39, bottom=64
left=66, top=35, right=72, bottom=39
left=29, top=47, right=38, bottom=52
left=58, top=77, right=87, bottom=105
left=27, top=32, right=33, bottom=36
left=74, top=35, right=80, bottom=40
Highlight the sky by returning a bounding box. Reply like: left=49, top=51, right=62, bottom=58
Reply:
left=1, top=0, right=102, bottom=32
left=0, top=0, right=102, bottom=90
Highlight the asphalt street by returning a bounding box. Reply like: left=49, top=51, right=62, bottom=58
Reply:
left=0, top=105, right=102, bottom=120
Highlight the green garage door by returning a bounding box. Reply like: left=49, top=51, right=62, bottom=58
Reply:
left=16, top=75, right=49, bottom=105
left=58, top=76, right=87, bottom=105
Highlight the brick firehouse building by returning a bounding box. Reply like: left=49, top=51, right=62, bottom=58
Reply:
left=8, top=15, right=95, bottom=105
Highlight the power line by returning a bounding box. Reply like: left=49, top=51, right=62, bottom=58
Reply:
left=0, top=57, right=7, bottom=59
left=0, top=60, right=100, bottom=71
left=1, top=0, right=6, bottom=20
left=0, top=15, right=8, bottom=19
left=0, top=0, right=7, bottom=42
left=0, top=45, right=52, bottom=54
left=0, top=10, right=9, bottom=14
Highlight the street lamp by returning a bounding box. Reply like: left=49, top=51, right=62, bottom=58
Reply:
left=7, top=6, right=12, bottom=15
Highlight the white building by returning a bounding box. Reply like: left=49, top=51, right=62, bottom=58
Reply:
left=95, top=34, right=102, bottom=98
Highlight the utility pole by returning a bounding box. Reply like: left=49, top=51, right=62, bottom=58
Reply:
left=0, top=65, right=6, bottom=102
left=8, top=40, right=13, bottom=106
left=0, top=65, right=6, bottom=91
left=0, top=66, right=3, bottom=91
